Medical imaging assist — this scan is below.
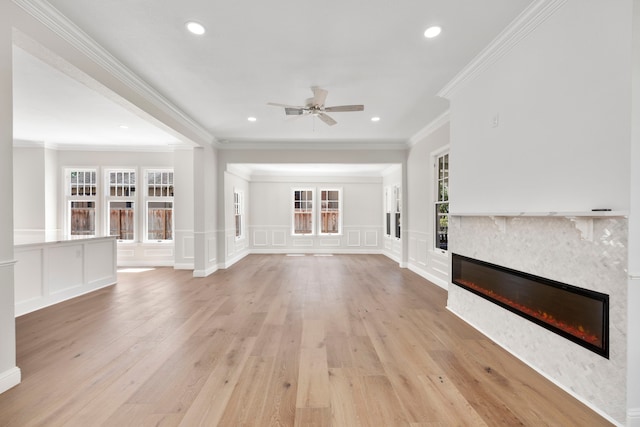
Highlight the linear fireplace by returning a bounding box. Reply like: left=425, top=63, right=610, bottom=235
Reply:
left=451, top=253, right=609, bottom=358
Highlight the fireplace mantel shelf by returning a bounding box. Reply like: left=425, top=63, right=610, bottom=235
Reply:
left=450, top=211, right=628, bottom=241
left=450, top=210, right=628, bottom=218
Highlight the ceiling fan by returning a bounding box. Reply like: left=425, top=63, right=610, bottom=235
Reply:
left=267, top=86, right=364, bottom=126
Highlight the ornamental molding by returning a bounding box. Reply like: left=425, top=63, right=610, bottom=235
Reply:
left=438, top=0, right=568, bottom=99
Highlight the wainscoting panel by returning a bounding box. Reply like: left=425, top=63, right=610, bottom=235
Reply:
left=365, top=230, right=378, bottom=247
left=249, top=226, right=382, bottom=254
left=253, top=230, right=268, bottom=246
left=347, top=230, right=361, bottom=247
left=272, top=230, right=286, bottom=246
left=319, top=239, right=340, bottom=247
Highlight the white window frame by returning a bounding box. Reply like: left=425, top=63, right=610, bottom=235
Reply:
left=144, top=169, right=174, bottom=243
left=65, top=168, right=98, bottom=238
left=433, top=147, right=450, bottom=253
left=384, top=186, right=392, bottom=237
left=318, top=188, right=342, bottom=235
left=292, top=188, right=315, bottom=236
left=105, top=169, right=137, bottom=243
left=234, top=189, right=244, bottom=240
left=394, top=185, right=401, bottom=239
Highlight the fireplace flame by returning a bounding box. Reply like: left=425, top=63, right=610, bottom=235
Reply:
left=457, top=279, right=601, bottom=345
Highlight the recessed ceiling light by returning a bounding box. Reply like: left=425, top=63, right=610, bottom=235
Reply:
left=371, top=117, right=381, bottom=122
left=119, top=125, right=129, bottom=129
left=424, top=26, right=442, bottom=39
left=247, top=117, right=257, bottom=122
left=186, top=21, right=206, bottom=35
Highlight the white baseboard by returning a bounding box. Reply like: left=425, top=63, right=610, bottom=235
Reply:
left=250, top=248, right=383, bottom=255
left=224, top=250, right=250, bottom=269
left=446, top=306, right=624, bottom=427
left=193, top=264, right=218, bottom=278
left=117, top=260, right=174, bottom=268
left=628, top=409, right=640, bottom=427
left=0, top=367, right=21, bottom=394
left=407, top=262, right=449, bottom=290
left=173, top=262, right=194, bottom=270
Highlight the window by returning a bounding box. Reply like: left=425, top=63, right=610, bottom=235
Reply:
left=394, top=185, right=401, bottom=239
left=435, top=152, right=449, bottom=251
left=146, top=170, right=174, bottom=241
left=107, top=170, right=136, bottom=241
left=293, top=189, right=314, bottom=235
left=384, top=187, right=390, bottom=237
left=234, top=190, right=244, bottom=239
left=319, top=189, right=341, bottom=234
left=68, top=169, right=97, bottom=237
left=70, top=201, right=96, bottom=236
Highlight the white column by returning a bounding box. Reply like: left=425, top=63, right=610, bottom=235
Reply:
left=0, top=2, right=21, bottom=394
left=193, top=145, right=218, bottom=277
left=173, top=148, right=195, bottom=270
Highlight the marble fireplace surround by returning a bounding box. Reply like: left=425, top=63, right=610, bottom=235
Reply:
left=447, top=212, right=628, bottom=424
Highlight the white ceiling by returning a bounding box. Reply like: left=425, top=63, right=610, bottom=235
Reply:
left=12, top=0, right=533, bottom=149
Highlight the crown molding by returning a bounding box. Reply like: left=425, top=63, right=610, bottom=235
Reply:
left=438, top=0, right=568, bottom=99
left=408, top=109, right=450, bottom=147
left=12, top=0, right=215, bottom=147
left=216, top=138, right=409, bottom=151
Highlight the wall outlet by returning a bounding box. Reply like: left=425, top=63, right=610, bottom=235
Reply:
left=492, top=114, right=499, bottom=128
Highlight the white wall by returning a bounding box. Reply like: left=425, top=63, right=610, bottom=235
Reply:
left=449, top=0, right=631, bottom=214
left=406, top=121, right=450, bottom=289
left=44, top=147, right=58, bottom=232
left=444, top=1, right=633, bottom=424
left=248, top=177, right=383, bottom=254
left=13, top=146, right=46, bottom=231
left=0, top=1, right=20, bottom=394
left=628, top=1, right=640, bottom=424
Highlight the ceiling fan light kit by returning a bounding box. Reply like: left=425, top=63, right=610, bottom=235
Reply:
left=268, top=87, right=364, bottom=126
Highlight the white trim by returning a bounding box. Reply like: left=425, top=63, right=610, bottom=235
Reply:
left=407, top=262, right=449, bottom=290
left=216, top=139, right=408, bottom=151
left=628, top=409, right=640, bottom=427
left=250, top=248, right=382, bottom=255
left=193, top=264, right=218, bottom=278
left=0, top=367, right=21, bottom=395
left=0, top=259, right=17, bottom=267
left=446, top=305, right=624, bottom=427
left=12, top=0, right=214, bottom=147
left=438, top=0, right=568, bottom=99
left=173, top=262, right=194, bottom=270
left=408, top=110, right=450, bottom=146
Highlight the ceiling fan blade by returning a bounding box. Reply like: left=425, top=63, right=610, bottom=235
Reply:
left=267, top=102, right=304, bottom=109
left=284, top=107, right=305, bottom=115
left=311, top=86, right=328, bottom=106
left=324, top=105, right=365, bottom=112
left=318, top=113, right=337, bottom=126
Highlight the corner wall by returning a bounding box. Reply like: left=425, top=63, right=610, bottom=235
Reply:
left=406, top=121, right=450, bottom=289
left=0, top=1, right=20, bottom=394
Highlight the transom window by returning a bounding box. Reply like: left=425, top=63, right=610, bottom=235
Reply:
left=70, top=170, right=97, bottom=196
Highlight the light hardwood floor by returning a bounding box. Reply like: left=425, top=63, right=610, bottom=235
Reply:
left=0, top=254, right=612, bottom=426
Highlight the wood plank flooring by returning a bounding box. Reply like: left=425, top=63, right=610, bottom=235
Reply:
left=0, top=254, right=612, bottom=426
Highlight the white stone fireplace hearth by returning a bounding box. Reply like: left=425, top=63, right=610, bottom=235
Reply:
left=447, top=213, right=628, bottom=423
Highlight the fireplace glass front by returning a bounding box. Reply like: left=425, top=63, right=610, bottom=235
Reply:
left=452, top=254, right=609, bottom=358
